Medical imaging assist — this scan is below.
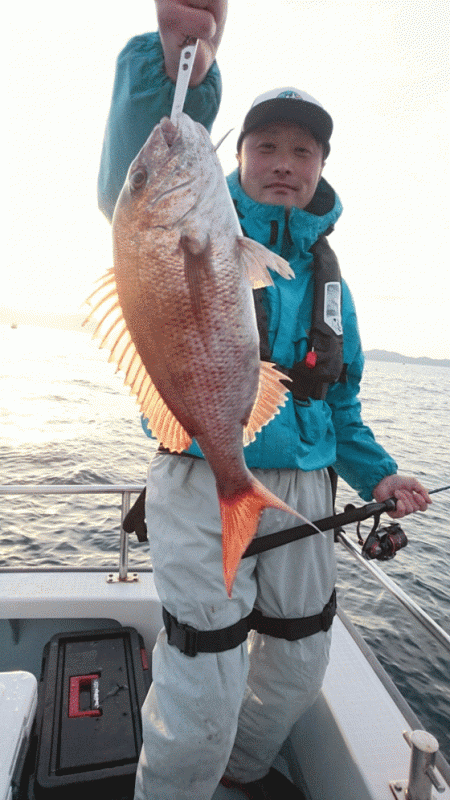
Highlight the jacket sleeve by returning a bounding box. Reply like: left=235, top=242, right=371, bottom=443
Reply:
left=98, top=31, right=222, bottom=222
left=326, top=281, right=398, bottom=501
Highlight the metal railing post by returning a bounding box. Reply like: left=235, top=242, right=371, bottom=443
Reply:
left=391, top=730, right=445, bottom=799
left=405, top=730, right=444, bottom=798
left=119, top=491, right=131, bottom=581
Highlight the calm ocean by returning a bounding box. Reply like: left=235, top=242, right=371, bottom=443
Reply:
left=1, top=324, right=449, bottom=757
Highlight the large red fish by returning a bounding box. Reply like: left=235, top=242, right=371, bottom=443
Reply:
left=86, top=113, right=312, bottom=594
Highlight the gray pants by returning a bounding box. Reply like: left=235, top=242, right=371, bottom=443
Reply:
left=134, top=453, right=335, bottom=800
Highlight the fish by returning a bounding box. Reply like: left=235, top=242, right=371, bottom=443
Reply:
left=85, top=112, right=314, bottom=595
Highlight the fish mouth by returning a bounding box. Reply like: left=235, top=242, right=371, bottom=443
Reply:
left=160, top=117, right=178, bottom=148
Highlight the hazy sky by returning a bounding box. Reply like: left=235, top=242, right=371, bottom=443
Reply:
left=6, top=1, right=449, bottom=358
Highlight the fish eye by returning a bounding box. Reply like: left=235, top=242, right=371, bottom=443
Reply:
left=130, top=168, right=147, bottom=191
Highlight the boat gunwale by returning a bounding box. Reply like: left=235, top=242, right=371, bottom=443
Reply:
left=337, top=607, right=450, bottom=784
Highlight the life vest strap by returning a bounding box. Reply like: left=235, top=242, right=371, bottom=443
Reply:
left=254, top=234, right=346, bottom=402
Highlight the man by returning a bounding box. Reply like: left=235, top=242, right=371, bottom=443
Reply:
left=98, top=3, right=431, bottom=798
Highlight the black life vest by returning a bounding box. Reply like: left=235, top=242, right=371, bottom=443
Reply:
left=254, top=233, right=347, bottom=402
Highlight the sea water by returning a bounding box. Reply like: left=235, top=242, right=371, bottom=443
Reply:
left=0, top=324, right=449, bottom=757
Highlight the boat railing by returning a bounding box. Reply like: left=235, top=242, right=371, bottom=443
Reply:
left=0, top=483, right=145, bottom=582
left=1, top=483, right=449, bottom=654
left=337, top=530, right=450, bottom=653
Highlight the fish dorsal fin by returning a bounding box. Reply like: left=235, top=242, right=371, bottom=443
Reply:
left=84, top=271, right=192, bottom=453
left=237, top=237, right=295, bottom=289
left=243, top=361, right=291, bottom=446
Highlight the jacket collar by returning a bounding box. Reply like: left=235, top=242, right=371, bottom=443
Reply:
left=226, top=168, right=343, bottom=261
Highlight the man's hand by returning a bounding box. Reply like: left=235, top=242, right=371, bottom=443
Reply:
left=156, top=1, right=228, bottom=86
left=372, top=475, right=431, bottom=519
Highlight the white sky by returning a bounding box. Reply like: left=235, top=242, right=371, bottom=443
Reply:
left=6, top=0, right=450, bottom=358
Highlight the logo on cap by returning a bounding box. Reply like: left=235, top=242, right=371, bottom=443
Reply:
left=277, top=90, right=302, bottom=99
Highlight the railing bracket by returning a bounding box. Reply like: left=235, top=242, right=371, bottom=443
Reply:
left=390, top=781, right=407, bottom=799
left=107, top=572, right=139, bottom=584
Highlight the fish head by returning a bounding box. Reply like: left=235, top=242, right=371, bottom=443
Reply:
left=113, top=113, right=220, bottom=232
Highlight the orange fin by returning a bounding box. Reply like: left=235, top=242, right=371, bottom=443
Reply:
left=244, top=361, right=291, bottom=445
left=237, top=237, right=295, bottom=289
left=84, top=272, right=192, bottom=453
left=220, top=478, right=316, bottom=596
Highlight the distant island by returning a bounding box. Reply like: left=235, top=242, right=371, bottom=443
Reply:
left=1, top=308, right=449, bottom=367
left=364, top=350, right=449, bottom=368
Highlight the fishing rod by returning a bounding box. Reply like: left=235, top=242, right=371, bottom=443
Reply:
left=242, top=484, right=450, bottom=559
left=429, top=484, right=450, bottom=494
left=123, top=484, right=449, bottom=551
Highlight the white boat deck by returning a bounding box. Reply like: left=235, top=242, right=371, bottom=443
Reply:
left=1, top=567, right=449, bottom=800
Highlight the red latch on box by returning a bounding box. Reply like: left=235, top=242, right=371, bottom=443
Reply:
left=68, top=674, right=101, bottom=718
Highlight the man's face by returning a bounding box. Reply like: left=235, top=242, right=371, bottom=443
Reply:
left=237, top=122, right=325, bottom=210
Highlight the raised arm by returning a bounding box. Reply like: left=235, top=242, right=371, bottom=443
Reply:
left=98, top=1, right=227, bottom=221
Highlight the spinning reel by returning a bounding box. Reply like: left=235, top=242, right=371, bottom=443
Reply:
left=347, top=505, right=408, bottom=561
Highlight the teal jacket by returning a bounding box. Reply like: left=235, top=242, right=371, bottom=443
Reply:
left=98, top=32, right=397, bottom=501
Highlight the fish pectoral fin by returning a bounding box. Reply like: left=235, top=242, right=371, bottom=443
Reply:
left=180, top=231, right=210, bottom=257
left=237, top=237, right=295, bottom=289
left=180, top=235, right=213, bottom=320
left=243, top=361, right=291, bottom=446
left=84, top=270, right=192, bottom=454
left=220, top=478, right=306, bottom=596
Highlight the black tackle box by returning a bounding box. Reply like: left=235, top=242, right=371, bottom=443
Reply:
left=30, top=626, right=151, bottom=800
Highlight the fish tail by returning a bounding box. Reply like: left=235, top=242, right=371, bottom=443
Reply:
left=219, top=478, right=312, bottom=597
